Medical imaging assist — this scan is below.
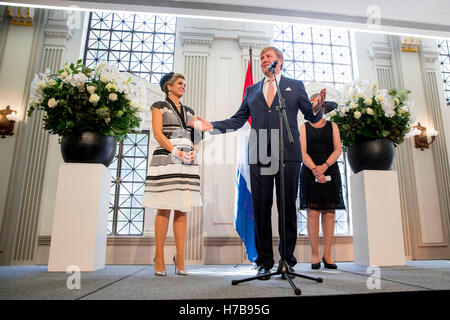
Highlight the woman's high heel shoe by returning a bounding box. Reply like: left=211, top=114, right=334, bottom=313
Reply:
left=322, top=257, right=338, bottom=269
left=173, top=256, right=187, bottom=276
left=154, top=258, right=166, bottom=276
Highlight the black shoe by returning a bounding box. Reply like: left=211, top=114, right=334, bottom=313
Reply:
left=322, top=257, right=338, bottom=269
left=256, top=266, right=272, bottom=280
left=311, top=262, right=321, bottom=270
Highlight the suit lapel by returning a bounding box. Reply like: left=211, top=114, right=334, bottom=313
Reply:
left=257, top=78, right=267, bottom=107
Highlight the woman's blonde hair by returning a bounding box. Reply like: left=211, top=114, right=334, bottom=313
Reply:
left=162, top=73, right=185, bottom=96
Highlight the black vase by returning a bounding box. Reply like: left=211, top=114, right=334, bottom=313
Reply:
left=61, top=131, right=117, bottom=167
left=347, top=138, right=395, bottom=174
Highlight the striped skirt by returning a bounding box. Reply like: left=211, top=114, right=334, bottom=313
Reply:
left=143, top=138, right=202, bottom=212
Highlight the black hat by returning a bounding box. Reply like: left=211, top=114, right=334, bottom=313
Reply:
left=159, top=72, right=174, bottom=92
left=324, top=101, right=338, bottom=113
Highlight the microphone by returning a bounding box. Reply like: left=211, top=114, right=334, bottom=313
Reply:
left=267, top=60, right=278, bottom=73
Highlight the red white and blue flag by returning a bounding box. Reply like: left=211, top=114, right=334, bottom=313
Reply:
left=234, top=61, right=257, bottom=263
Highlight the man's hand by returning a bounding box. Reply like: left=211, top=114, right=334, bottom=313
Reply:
left=312, top=88, right=326, bottom=112
left=188, top=116, right=212, bottom=132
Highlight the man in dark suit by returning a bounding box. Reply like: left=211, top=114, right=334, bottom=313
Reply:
left=190, top=46, right=326, bottom=279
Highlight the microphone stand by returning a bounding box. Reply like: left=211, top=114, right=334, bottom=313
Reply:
left=231, top=67, right=323, bottom=295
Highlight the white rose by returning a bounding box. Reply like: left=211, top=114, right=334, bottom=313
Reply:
left=330, top=110, right=337, bottom=117
left=375, top=95, right=384, bottom=102
left=359, top=92, right=366, bottom=99
left=124, top=93, right=132, bottom=100
left=349, top=102, right=357, bottom=109
left=48, top=79, right=57, bottom=86
left=100, top=75, right=109, bottom=82
left=364, top=97, right=373, bottom=106
left=89, top=94, right=100, bottom=105
left=394, top=98, right=400, bottom=105
left=106, top=83, right=115, bottom=90
left=37, top=80, right=47, bottom=90
left=108, top=93, right=118, bottom=101
left=354, top=111, right=361, bottom=119
left=60, top=71, right=69, bottom=79
left=87, top=86, right=96, bottom=95
left=48, top=98, right=58, bottom=108
left=367, top=107, right=374, bottom=115
left=130, top=99, right=139, bottom=108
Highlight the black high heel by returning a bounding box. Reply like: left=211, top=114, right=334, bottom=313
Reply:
left=173, top=256, right=187, bottom=275
left=322, top=257, right=337, bottom=269
left=311, top=262, right=321, bottom=270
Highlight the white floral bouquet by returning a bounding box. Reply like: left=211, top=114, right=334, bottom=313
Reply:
left=28, top=59, right=147, bottom=141
left=329, top=80, right=417, bottom=147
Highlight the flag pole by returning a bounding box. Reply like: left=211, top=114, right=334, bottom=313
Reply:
left=249, top=47, right=253, bottom=74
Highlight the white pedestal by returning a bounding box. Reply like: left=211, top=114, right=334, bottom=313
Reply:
left=48, top=164, right=110, bottom=272
left=350, top=170, right=406, bottom=267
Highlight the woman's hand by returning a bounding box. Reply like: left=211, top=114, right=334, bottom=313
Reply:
left=182, top=151, right=195, bottom=163
left=176, top=150, right=195, bottom=164
left=316, top=174, right=327, bottom=184
left=312, top=163, right=327, bottom=177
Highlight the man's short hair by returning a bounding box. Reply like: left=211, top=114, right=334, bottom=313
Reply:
left=260, top=46, right=284, bottom=61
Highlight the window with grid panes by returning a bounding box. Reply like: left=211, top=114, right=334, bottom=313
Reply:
left=84, top=12, right=176, bottom=235
left=273, top=24, right=354, bottom=236
left=437, top=40, right=450, bottom=104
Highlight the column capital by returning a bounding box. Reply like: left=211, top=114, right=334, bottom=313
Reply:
left=368, top=41, right=392, bottom=67
left=421, top=39, right=441, bottom=71
left=44, top=9, right=74, bottom=48
left=238, top=36, right=271, bottom=57
left=180, top=32, right=214, bottom=56
left=180, top=32, right=214, bottom=46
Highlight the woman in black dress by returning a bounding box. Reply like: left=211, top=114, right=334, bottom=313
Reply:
left=299, top=101, right=345, bottom=270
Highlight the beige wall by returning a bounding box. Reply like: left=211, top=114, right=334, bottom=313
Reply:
left=0, top=23, right=34, bottom=231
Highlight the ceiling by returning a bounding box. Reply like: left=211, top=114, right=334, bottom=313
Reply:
left=2, top=0, right=450, bottom=38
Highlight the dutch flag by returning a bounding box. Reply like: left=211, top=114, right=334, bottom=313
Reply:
left=234, top=61, right=257, bottom=263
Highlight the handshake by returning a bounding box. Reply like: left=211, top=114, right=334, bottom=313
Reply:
left=187, top=116, right=212, bottom=132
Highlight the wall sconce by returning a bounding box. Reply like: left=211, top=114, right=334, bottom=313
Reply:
left=401, top=36, right=421, bottom=52
left=413, top=122, right=438, bottom=151
left=0, top=105, right=18, bottom=138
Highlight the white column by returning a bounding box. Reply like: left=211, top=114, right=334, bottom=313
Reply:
left=48, top=164, right=110, bottom=272
left=180, top=31, right=213, bottom=263
left=368, top=37, right=417, bottom=259
left=417, top=39, right=450, bottom=253
left=0, top=6, right=9, bottom=67
left=351, top=170, right=406, bottom=266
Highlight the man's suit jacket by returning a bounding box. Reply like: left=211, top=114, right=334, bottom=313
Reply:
left=211, top=76, right=322, bottom=163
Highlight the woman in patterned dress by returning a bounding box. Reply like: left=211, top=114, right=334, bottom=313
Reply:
left=144, top=72, right=202, bottom=276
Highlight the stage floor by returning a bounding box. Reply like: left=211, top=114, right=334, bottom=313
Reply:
left=1, top=260, right=449, bottom=300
